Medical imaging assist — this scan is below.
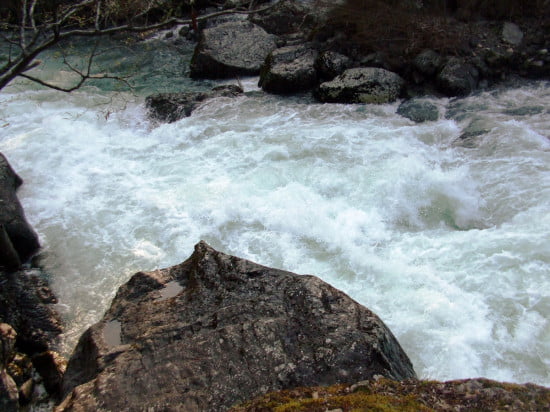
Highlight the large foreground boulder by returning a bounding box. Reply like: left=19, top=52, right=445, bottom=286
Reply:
left=58, top=241, right=416, bottom=411
left=258, top=45, right=318, bottom=94
left=146, top=85, right=243, bottom=123
left=0, top=153, right=40, bottom=269
left=190, top=21, right=277, bottom=79
left=315, top=67, right=405, bottom=104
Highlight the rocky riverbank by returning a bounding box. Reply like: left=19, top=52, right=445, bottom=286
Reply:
left=0, top=153, right=66, bottom=411
left=168, top=0, right=549, bottom=104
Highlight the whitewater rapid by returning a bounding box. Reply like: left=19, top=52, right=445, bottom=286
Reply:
left=0, top=45, right=548, bottom=386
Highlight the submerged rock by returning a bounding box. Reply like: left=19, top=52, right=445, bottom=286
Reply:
left=190, top=21, right=277, bottom=79
left=397, top=99, right=439, bottom=123
left=58, top=241, right=416, bottom=411
left=315, top=67, right=405, bottom=104
left=259, top=44, right=318, bottom=94
left=146, top=85, right=243, bottom=123
left=0, top=153, right=40, bottom=269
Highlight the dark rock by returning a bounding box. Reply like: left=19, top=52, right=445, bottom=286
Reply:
left=32, top=350, right=66, bottom=397
left=6, top=352, right=32, bottom=387
left=0, top=226, right=20, bottom=272
left=0, top=270, right=62, bottom=354
left=315, top=67, right=405, bottom=104
left=397, top=99, right=439, bottom=123
left=58, top=241, right=416, bottom=412
left=18, top=378, right=33, bottom=405
left=413, top=49, right=444, bottom=77
left=453, top=117, right=497, bottom=148
left=436, top=57, right=479, bottom=96
left=0, top=369, right=18, bottom=412
left=315, top=51, right=353, bottom=81
left=248, top=0, right=313, bottom=35
left=146, top=84, right=244, bottom=123
left=259, top=45, right=318, bottom=94
left=190, top=21, right=276, bottom=79
left=0, top=153, right=40, bottom=267
left=0, top=324, right=16, bottom=368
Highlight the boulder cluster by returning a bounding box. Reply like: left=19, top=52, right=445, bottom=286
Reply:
left=148, top=0, right=549, bottom=123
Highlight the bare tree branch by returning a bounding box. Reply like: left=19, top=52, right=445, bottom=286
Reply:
left=0, top=1, right=281, bottom=93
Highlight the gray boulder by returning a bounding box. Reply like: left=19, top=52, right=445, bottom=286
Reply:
left=259, top=45, right=318, bottom=94
left=315, top=67, right=405, bottom=104
left=190, top=21, right=277, bottom=79
left=397, top=99, right=439, bottom=123
left=0, top=153, right=40, bottom=269
left=58, top=241, right=416, bottom=412
left=146, top=85, right=243, bottom=123
left=315, top=51, right=353, bottom=81
left=436, top=58, right=479, bottom=97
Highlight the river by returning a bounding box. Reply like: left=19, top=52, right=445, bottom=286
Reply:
left=0, top=36, right=549, bottom=386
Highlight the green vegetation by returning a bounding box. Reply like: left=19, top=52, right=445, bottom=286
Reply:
left=230, top=377, right=550, bottom=412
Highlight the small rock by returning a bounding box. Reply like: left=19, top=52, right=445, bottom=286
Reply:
left=414, top=49, right=444, bottom=77
left=0, top=324, right=16, bottom=368
left=0, top=369, right=18, bottom=412
left=502, top=22, right=523, bottom=46
left=315, top=51, right=353, bottom=81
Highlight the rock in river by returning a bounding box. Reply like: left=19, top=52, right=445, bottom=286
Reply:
left=315, top=67, right=405, bottom=104
left=258, top=44, right=318, bottom=94
left=58, top=241, right=416, bottom=411
left=190, top=21, right=277, bottom=79
left=146, top=85, right=244, bottom=123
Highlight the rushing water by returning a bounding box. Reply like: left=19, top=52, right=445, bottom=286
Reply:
left=1, top=37, right=549, bottom=387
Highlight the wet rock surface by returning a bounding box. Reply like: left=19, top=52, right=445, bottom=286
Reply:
left=397, top=99, right=439, bottom=123
left=190, top=21, right=277, bottom=79
left=259, top=44, right=318, bottom=94
left=315, top=67, right=405, bottom=104
left=146, top=84, right=244, bottom=123
left=58, top=241, right=416, bottom=411
left=0, top=153, right=40, bottom=269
